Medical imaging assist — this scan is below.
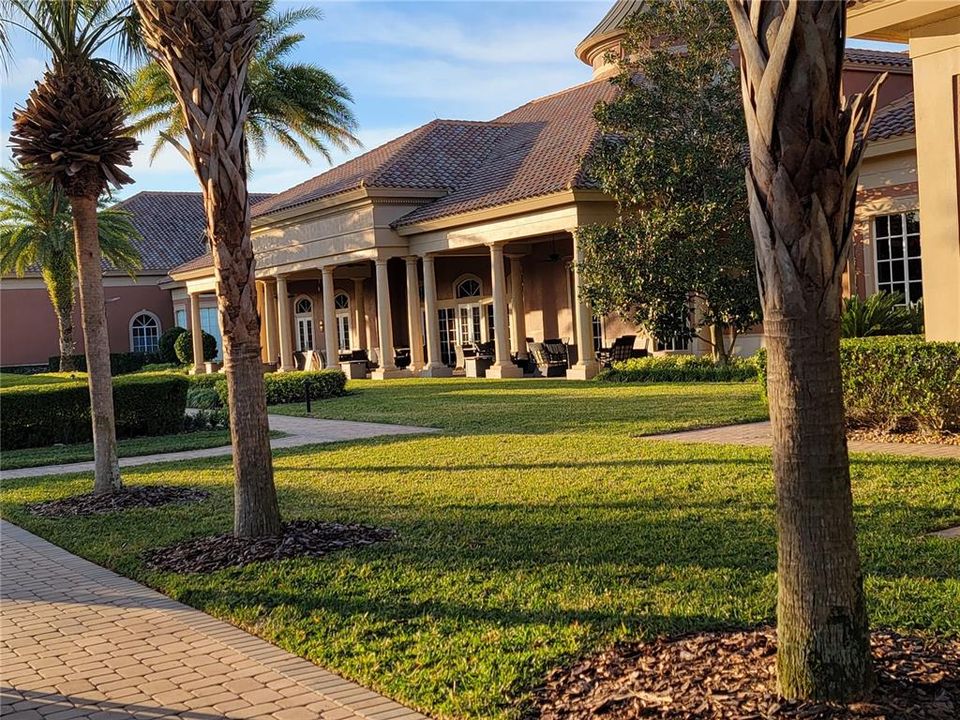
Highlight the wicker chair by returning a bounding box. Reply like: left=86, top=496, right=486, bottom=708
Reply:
left=529, top=342, right=567, bottom=377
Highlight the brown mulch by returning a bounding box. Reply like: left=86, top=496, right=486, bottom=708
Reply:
left=29, top=486, right=209, bottom=518
left=143, top=520, right=396, bottom=573
left=533, top=627, right=959, bottom=720
left=847, top=427, right=960, bottom=446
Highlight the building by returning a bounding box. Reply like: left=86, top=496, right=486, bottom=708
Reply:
left=166, top=1, right=932, bottom=379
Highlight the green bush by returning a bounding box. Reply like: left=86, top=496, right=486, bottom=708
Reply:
left=0, top=373, right=189, bottom=450
left=187, top=373, right=222, bottom=389
left=755, top=336, right=960, bottom=433
left=140, top=362, right=181, bottom=372
left=215, top=369, right=347, bottom=406
left=597, top=354, right=758, bottom=383
left=187, top=385, right=222, bottom=409
left=841, top=292, right=923, bottom=338
left=174, top=330, right=218, bottom=365
left=182, top=408, right=229, bottom=432
left=48, top=352, right=159, bottom=375
left=157, top=326, right=187, bottom=363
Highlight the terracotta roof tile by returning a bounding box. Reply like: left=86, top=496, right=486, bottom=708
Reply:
left=868, top=92, right=915, bottom=141
left=844, top=47, right=911, bottom=70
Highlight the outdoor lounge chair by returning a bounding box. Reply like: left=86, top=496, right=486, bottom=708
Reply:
left=599, top=335, right=636, bottom=367
left=529, top=342, right=567, bottom=377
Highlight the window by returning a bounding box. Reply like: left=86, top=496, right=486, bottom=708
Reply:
left=175, top=309, right=186, bottom=328
left=130, top=312, right=161, bottom=353
left=874, top=211, right=922, bottom=304
left=294, top=296, right=314, bottom=352
left=655, top=334, right=690, bottom=352
left=486, top=304, right=495, bottom=342
left=592, top=315, right=604, bottom=352
left=334, top=292, right=350, bottom=352
left=438, top=308, right=456, bottom=366
left=455, top=277, right=482, bottom=299
left=199, top=307, right=222, bottom=361
left=459, top=304, right=482, bottom=344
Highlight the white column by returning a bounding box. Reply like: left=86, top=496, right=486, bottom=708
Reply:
left=371, top=258, right=400, bottom=379
left=321, top=266, right=339, bottom=368
left=256, top=281, right=267, bottom=363
left=568, top=232, right=600, bottom=380
left=420, top=254, right=451, bottom=377
left=276, top=275, right=295, bottom=372
left=263, top=279, right=278, bottom=366
left=509, top=256, right=528, bottom=360
left=486, top=243, right=523, bottom=378
left=405, top=257, right=425, bottom=372
left=352, top=278, right=366, bottom=350
left=189, top=292, right=205, bottom=375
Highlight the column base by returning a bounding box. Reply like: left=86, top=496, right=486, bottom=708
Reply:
left=419, top=364, right=453, bottom=378
left=370, top=368, right=413, bottom=380
left=486, top=363, right=524, bottom=379
left=567, top=363, right=600, bottom=381
left=189, top=365, right=206, bottom=376
left=278, top=364, right=297, bottom=373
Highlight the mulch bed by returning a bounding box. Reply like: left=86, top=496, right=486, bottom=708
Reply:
left=29, top=486, right=209, bottom=518
left=847, top=427, right=960, bottom=446
left=534, top=627, right=959, bottom=719
left=143, top=520, right=396, bottom=573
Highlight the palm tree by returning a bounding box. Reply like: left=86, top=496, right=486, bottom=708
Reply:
left=6, top=0, right=140, bottom=494
left=0, top=167, right=143, bottom=372
left=135, top=0, right=281, bottom=539
left=127, top=0, right=358, bottom=167
left=725, top=0, right=884, bottom=702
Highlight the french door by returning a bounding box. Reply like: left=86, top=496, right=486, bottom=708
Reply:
left=438, top=308, right=456, bottom=366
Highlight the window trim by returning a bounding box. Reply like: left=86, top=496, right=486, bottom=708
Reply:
left=129, top=310, right=162, bottom=354
left=453, top=274, right=483, bottom=300
left=872, top=209, right=922, bottom=305
left=293, top=295, right=315, bottom=352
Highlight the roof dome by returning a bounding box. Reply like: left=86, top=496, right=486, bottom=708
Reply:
left=575, top=0, right=643, bottom=79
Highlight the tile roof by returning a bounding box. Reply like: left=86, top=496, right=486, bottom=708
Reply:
left=109, top=191, right=271, bottom=272
left=251, top=121, right=513, bottom=218
left=394, top=79, right=617, bottom=226
left=844, top=47, right=911, bottom=70
left=868, top=92, right=915, bottom=141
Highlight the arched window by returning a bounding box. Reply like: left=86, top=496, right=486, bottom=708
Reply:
left=455, top=277, right=482, bottom=299
left=294, top=296, right=314, bottom=351
left=130, top=311, right=161, bottom=353
left=334, top=292, right=351, bottom=352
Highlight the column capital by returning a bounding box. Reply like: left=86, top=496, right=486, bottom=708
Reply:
left=486, top=241, right=506, bottom=252
left=321, top=265, right=335, bottom=278
left=374, top=257, right=389, bottom=268
left=404, top=255, right=419, bottom=266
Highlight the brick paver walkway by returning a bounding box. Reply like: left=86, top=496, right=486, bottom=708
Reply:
left=647, top=421, right=960, bottom=459
left=0, top=520, right=427, bottom=720
left=1, top=414, right=436, bottom=480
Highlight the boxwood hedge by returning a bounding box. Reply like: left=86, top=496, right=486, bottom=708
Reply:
left=215, top=369, right=347, bottom=406
left=755, top=335, right=960, bottom=433
left=1, top=373, right=189, bottom=450
left=597, top=355, right=758, bottom=383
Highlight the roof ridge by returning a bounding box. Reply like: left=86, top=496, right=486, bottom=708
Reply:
left=493, top=78, right=610, bottom=120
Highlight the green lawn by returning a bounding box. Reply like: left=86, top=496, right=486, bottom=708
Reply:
left=1, top=379, right=957, bottom=720
left=0, top=371, right=85, bottom=387
left=0, top=429, right=245, bottom=470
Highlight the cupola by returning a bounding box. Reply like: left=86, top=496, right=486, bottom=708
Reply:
left=575, top=0, right=643, bottom=79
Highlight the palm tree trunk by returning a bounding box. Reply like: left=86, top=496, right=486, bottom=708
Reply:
left=43, top=263, right=76, bottom=372
left=135, top=0, right=280, bottom=538
left=725, top=0, right=885, bottom=701
left=70, top=193, right=120, bottom=494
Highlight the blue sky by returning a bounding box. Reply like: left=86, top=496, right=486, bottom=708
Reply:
left=1, top=0, right=904, bottom=199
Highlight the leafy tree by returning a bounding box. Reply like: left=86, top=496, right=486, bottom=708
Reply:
left=135, top=0, right=281, bottom=539
left=127, top=0, right=359, bottom=167
left=841, top=292, right=923, bottom=338
left=576, top=0, right=759, bottom=361
left=727, top=0, right=885, bottom=701
left=0, top=167, right=142, bottom=372
left=5, top=0, right=140, bottom=494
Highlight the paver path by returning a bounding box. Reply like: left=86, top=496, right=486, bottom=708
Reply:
left=1, top=414, right=436, bottom=480
left=647, top=421, right=960, bottom=459
left=0, top=520, right=427, bottom=720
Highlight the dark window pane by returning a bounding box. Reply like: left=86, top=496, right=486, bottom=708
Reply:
left=890, top=214, right=903, bottom=236
left=910, top=281, right=923, bottom=301
left=878, top=263, right=891, bottom=283
left=908, top=258, right=923, bottom=281
left=907, top=235, right=921, bottom=258
left=906, top=211, right=920, bottom=235
left=890, top=237, right=904, bottom=259
left=893, top=282, right=906, bottom=298
left=892, top=261, right=905, bottom=281
left=875, top=215, right=889, bottom=237
left=877, top=238, right=889, bottom=260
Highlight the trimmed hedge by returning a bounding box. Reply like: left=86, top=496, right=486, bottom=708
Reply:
left=174, top=330, right=218, bottom=364
left=157, top=327, right=187, bottom=363
left=215, top=369, right=347, bottom=406
left=755, top=335, right=960, bottom=432
left=598, top=355, right=758, bottom=383
left=48, top=352, right=160, bottom=375
left=1, top=373, right=189, bottom=450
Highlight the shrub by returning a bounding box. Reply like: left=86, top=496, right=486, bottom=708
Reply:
left=755, top=336, right=960, bottom=433
left=140, top=362, right=181, bottom=372
left=174, top=330, right=218, bottom=365
left=49, top=352, right=160, bottom=375
left=597, top=355, right=758, bottom=383
left=215, top=369, right=347, bottom=406
left=187, top=385, right=222, bottom=409
left=157, top=326, right=187, bottom=363
left=1, top=374, right=189, bottom=450
left=841, top=292, right=923, bottom=338
left=182, top=408, right=229, bottom=432
left=187, top=373, right=222, bottom=389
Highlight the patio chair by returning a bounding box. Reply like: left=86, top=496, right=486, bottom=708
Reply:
left=529, top=342, right=567, bottom=377
left=454, top=344, right=467, bottom=370
left=603, top=335, right=636, bottom=367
